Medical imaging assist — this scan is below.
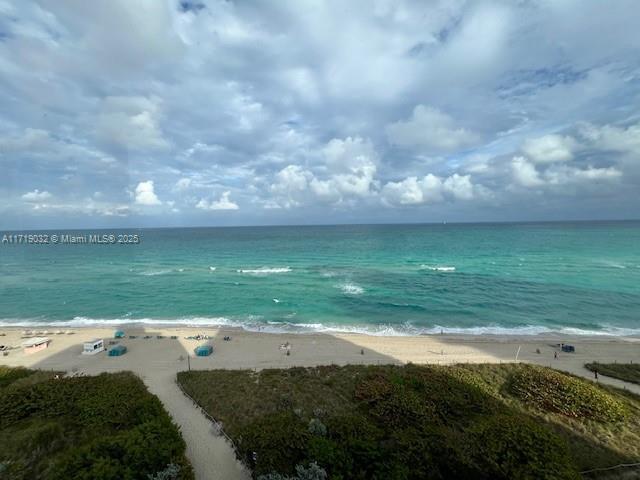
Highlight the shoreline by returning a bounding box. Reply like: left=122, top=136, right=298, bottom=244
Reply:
left=2, top=321, right=640, bottom=339
left=1, top=325, right=638, bottom=370
left=3, top=324, right=638, bottom=480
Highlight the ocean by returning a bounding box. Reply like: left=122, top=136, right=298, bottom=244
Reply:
left=1, top=222, right=639, bottom=336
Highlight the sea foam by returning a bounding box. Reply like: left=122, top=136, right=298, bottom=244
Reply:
left=1, top=317, right=639, bottom=337
left=339, top=282, right=364, bottom=295
left=140, top=269, right=173, bottom=276
left=421, top=265, right=456, bottom=272
left=236, top=267, right=292, bottom=274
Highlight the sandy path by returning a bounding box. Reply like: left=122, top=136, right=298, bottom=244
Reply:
left=141, top=370, right=250, bottom=480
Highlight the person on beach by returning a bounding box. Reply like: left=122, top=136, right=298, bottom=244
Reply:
left=594, top=370, right=598, bottom=380
left=554, top=351, right=558, bottom=359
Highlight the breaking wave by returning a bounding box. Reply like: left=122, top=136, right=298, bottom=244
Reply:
left=236, top=267, right=292, bottom=274
left=421, top=265, right=456, bottom=272
left=339, top=282, right=364, bottom=295
left=0, top=317, right=639, bottom=337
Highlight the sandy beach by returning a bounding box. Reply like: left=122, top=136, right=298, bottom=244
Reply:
left=1, top=326, right=639, bottom=479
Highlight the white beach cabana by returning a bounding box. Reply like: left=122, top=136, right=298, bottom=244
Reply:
left=22, top=337, right=51, bottom=355
left=82, top=338, right=105, bottom=355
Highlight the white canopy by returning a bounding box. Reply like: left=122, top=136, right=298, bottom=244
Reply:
left=22, top=337, right=50, bottom=347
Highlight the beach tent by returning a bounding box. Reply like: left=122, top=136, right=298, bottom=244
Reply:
left=82, top=339, right=105, bottom=355
left=194, top=345, right=213, bottom=356
left=114, top=330, right=125, bottom=339
left=108, top=344, right=127, bottom=356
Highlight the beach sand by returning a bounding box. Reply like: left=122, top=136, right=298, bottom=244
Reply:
left=1, top=326, right=639, bottom=479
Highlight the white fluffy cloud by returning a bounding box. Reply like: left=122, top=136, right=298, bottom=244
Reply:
left=381, top=173, right=480, bottom=206
left=269, top=137, right=379, bottom=208
left=578, top=122, right=640, bottom=155
left=386, top=105, right=479, bottom=152
left=512, top=156, right=621, bottom=188
left=196, top=191, right=239, bottom=211
left=522, top=134, right=577, bottom=163
left=22, top=189, right=52, bottom=202
left=134, top=180, right=162, bottom=206
left=511, top=156, right=544, bottom=187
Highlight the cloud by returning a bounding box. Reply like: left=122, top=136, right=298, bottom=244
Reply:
left=134, top=180, right=162, bottom=206
left=545, top=165, right=622, bottom=185
left=270, top=165, right=311, bottom=207
left=578, top=122, right=640, bottom=155
left=381, top=173, right=481, bottom=206
left=174, top=178, right=192, bottom=191
left=269, top=137, right=379, bottom=207
left=386, top=105, right=479, bottom=152
left=511, top=156, right=544, bottom=187
left=512, top=156, right=621, bottom=189
left=22, top=189, right=52, bottom=201
left=1, top=1, right=639, bottom=227
left=196, top=191, right=239, bottom=210
left=522, top=134, right=577, bottom=163
left=97, top=96, right=169, bottom=151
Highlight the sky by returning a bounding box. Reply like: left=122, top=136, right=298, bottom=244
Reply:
left=1, top=0, right=639, bottom=229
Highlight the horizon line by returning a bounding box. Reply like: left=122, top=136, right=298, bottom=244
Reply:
left=3, top=218, right=639, bottom=232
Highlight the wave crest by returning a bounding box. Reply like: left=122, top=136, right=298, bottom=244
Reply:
left=0, top=317, right=639, bottom=337
left=421, top=265, right=456, bottom=272
left=339, top=282, right=364, bottom=295
left=237, top=267, right=292, bottom=274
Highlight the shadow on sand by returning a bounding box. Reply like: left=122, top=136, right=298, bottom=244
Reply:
left=1, top=326, right=637, bottom=479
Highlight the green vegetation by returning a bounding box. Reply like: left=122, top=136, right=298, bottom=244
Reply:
left=586, top=362, right=640, bottom=385
left=0, top=366, right=59, bottom=389
left=0, top=367, right=193, bottom=480
left=178, top=364, right=640, bottom=480
left=509, top=365, right=627, bottom=422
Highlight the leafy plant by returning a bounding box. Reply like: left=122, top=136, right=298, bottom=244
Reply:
left=509, top=365, right=627, bottom=422
left=0, top=369, right=193, bottom=480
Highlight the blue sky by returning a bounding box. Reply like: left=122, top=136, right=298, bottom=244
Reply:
left=1, top=0, right=639, bottom=229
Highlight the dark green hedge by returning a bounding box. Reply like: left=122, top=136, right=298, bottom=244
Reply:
left=0, top=370, right=193, bottom=480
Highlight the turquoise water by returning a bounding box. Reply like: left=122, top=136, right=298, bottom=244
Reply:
left=1, top=222, right=639, bottom=335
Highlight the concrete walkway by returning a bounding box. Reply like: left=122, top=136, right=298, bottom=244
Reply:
left=576, top=366, right=640, bottom=395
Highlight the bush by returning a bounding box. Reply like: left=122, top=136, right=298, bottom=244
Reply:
left=239, top=412, right=310, bottom=477
left=509, top=366, right=627, bottom=422
left=0, top=370, right=193, bottom=479
left=178, top=363, right=640, bottom=478
left=465, top=414, right=579, bottom=479
left=148, top=463, right=181, bottom=480
left=355, top=374, right=435, bottom=428
left=258, top=462, right=327, bottom=480
left=307, top=418, right=326, bottom=436
left=0, top=366, right=34, bottom=388
left=355, top=366, right=498, bottom=428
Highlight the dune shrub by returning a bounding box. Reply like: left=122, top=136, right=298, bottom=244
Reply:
left=509, top=366, right=627, bottom=422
